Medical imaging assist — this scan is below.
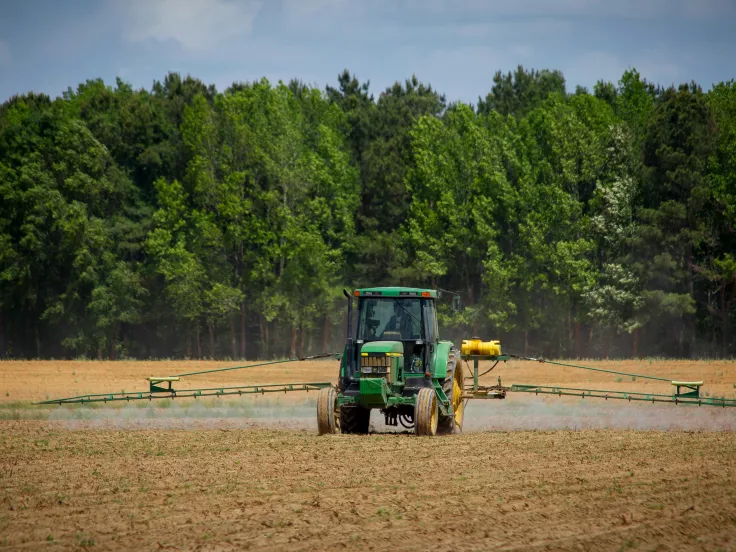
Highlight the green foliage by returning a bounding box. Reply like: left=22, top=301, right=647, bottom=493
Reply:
left=0, top=67, right=733, bottom=359
left=708, top=81, right=736, bottom=227
left=477, top=65, right=566, bottom=118
left=584, top=263, right=644, bottom=333
left=618, top=69, right=657, bottom=137
left=352, top=75, right=446, bottom=285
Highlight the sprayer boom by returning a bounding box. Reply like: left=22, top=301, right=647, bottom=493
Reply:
left=33, top=288, right=736, bottom=434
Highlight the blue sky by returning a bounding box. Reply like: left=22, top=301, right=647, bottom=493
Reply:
left=1, top=0, right=734, bottom=104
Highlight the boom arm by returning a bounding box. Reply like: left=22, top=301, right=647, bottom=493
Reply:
left=461, top=354, right=736, bottom=408
left=35, top=354, right=341, bottom=406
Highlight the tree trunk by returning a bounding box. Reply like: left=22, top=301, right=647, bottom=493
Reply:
left=299, top=323, right=306, bottom=358
left=109, top=326, right=117, bottom=361
left=322, top=315, right=329, bottom=354
left=685, top=243, right=694, bottom=358
left=258, top=316, right=267, bottom=359
left=588, top=327, right=593, bottom=357
left=209, top=320, right=215, bottom=359
left=0, top=309, right=5, bottom=358
left=464, top=256, right=474, bottom=305
left=290, top=325, right=298, bottom=358
left=523, top=330, right=528, bottom=356
left=574, top=321, right=582, bottom=359
left=186, top=329, right=192, bottom=359
left=632, top=327, right=639, bottom=358
left=230, top=315, right=237, bottom=360
left=196, top=323, right=202, bottom=359
left=240, top=302, right=246, bottom=359
left=721, top=287, right=728, bottom=358
left=264, top=320, right=270, bottom=359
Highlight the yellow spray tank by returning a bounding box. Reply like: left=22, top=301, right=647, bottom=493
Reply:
left=461, top=337, right=501, bottom=356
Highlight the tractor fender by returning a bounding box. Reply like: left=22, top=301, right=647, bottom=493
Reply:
left=430, top=341, right=454, bottom=380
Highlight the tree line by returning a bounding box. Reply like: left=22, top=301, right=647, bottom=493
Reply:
left=1, top=67, right=734, bottom=360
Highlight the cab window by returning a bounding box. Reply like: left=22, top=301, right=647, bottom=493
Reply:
left=357, top=298, right=423, bottom=341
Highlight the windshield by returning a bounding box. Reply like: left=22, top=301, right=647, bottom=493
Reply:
left=357, top=298, right=423, bottom=341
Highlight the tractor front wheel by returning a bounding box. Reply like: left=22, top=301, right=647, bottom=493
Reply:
left=317, top=387, right=340, bottom=435
left=414, top=388, right=438, bottom=436
left=340, top=406, right=370, bottom=434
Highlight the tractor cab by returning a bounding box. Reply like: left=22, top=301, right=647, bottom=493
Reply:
left=359, top=297, right=423, bottom=342
left=356, top=290, right=439, bottom=376
left=355, top=287, right=438, bottom=336
left=340, top=288, right=440, bottom=393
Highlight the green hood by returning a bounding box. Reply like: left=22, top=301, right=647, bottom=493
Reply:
left=360, top=341, right=404, bottom=355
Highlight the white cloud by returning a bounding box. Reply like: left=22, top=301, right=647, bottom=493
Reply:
left=120, top=0, right=264, bottom=52
left=0, top=41, right=11, bottom=69
left=280, top=0, right=383, bottom=29
left=403, top=0, right=716, bottom=20
left=282, top=0, right=352, bottom=18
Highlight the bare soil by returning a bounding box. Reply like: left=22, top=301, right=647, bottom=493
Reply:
left=2, top=358, right=735, bottom=404
left=1, top=359, right=735, bottom=551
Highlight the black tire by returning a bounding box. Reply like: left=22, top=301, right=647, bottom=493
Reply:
left=414, top=387, right=438, bottom=436
left=340, top=406, right=370, bottom=434
left=438, top=349, right=463, bottom=435
left=437, top=349, right=456, bottom=435
left=317, top=387, right=339, bottom=435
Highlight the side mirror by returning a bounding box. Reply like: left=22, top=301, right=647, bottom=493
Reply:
left=452, top=295, right=461, bottom=312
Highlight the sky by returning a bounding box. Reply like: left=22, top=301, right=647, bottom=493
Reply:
left=1, top=0, right=735, bottom=104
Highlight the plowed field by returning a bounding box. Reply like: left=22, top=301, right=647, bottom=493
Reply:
left=1, top=359, right=735, bottom=551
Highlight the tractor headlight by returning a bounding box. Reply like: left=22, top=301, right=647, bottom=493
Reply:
left=361, top=365, right=389, bottom=375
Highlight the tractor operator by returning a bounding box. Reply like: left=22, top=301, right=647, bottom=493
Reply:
left=383, top=301, right=415, bottom=340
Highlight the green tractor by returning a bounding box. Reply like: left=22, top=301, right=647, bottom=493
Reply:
left=317, top=287, right=465, bottom=436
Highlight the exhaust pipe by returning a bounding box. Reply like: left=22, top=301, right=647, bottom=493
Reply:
left=343, top=289, right=355, bottom=382
left=343, top=288, right=353, bottom=340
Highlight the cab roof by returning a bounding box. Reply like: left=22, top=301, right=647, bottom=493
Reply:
left=353, top=287, right=438, bottom=299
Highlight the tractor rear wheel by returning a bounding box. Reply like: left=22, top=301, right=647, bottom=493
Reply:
left=414, top=387, right=438, bottom=436
left=340, top=406, right=370, bottom=434
left=317, top=387, right=339, bottom=435
left=453, top=360, right=465, bottom=431
left=438, top=349, right=464, bottom=435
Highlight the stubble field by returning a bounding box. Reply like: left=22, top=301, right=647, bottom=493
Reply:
left=1, top=358, right=735, bottom=551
